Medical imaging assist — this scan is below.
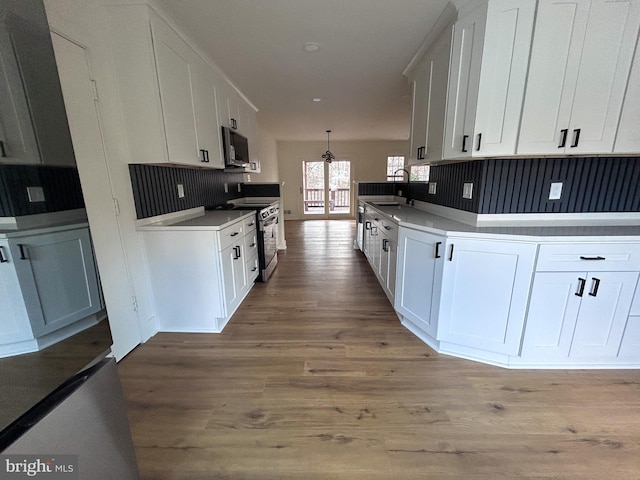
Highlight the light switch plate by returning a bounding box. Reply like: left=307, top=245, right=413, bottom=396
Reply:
left=549, top=182, right=563, bottom=200
left=428, top=183, right=437, bottom=195
left=27, top=186, right=45, bottom=202
left=463, top=182, right=473, bottom=199
left=224, top=183, right=229, bottom=193
left=237, top=184, right=242, bottom=192
left=177, top=184, right=185, bottom=198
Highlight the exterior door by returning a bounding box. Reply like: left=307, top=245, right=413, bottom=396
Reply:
left=302, top=160, right=351, bottom=217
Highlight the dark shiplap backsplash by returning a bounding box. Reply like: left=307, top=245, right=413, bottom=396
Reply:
left=479, top=157, right=640, bottom=214
left=129, top=164, right=244, bottom=219
left=0, top=165, right=84, bottom=217
left=388, top=156, right=640, bottom=215
left=358, top=183, right=397, bottom=196
left=243, top=183, right=280, bottom=197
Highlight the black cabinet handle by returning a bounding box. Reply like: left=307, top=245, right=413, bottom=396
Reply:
left=250, top=243, right=256, bottom=248
left=462, top=135, right=469, bottom=153
left=570, top=128, right=581, bottom=148
left=200, top=149, right=207, bottom=162
left=233, top=246, right=241, bottom=260
left=476, top=133, right=482, bottom=151
left=248, top=222, right=255, bottom=227
left=558, top=129, right=568, bottom=148
left=575, top=277, right=586, bottom=297
left=448, top=244, right=454, bottom=261
left=382, top=239, right=389, bottom=252
left=374, top=218, right=380, bottom=221
left=0, top=140, right=6, bottom=158
left=417, top=146, right=425, bottom=160
left=384, top=225, right=391, bottom=231
left=251, top=266, right=257, bottom=272
left=0, top=246, right=7, bottom=263
left=588, top=277, right=600, bottom=297
left=365, top=221, right=371, bottom=230
left=231, top=118, right=237, bottom=130
left=435, top=241, right=442, bottom=259
left=18, top=244, right=27, bottom=260
left=230, top=232, right=239, bottom=237
left=580, top=256, right=605, bottom=261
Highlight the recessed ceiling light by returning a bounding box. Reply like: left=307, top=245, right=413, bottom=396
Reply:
left=312, top=97, right=322, bottom=102
left=303, top=42, right=320, bottom=53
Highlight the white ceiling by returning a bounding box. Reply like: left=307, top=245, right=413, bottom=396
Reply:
left=157, top=0, right=451, bottom=142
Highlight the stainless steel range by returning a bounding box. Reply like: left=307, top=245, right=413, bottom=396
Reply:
left=231, top=202, right=279, bottom=281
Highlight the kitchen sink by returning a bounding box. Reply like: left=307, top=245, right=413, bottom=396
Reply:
left=373, top=202, right=400, bottom=206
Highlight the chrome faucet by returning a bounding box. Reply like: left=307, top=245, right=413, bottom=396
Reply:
left=393, top=168, right=411, bottom=205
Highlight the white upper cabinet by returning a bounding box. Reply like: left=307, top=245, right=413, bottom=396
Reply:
left=408, top=27, right=451, bottom=164
left=151, top=18, right=200, bottom=166
left=473, top=0, right=537, bottom=156
left=443, top=3, right=487, bottom=160
left=191, top=59, right=224, bottom=168
left=615, top=30, right=640, bottom=153
left=518, top=0, right=640, bottom=155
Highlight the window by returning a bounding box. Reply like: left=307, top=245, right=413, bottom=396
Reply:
left=386, top=156, right=405, bottom=181
left=410, top=165, right=430, bottom=182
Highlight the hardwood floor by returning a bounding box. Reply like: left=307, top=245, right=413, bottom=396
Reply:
left=118, top=220, right=640, bottom=479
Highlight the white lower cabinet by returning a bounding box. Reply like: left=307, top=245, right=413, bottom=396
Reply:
left=437, top=239, right=537, bottom=355
left=522, top=271, right=639, bottom=363
left=395, top=228, right=444, bottom=338
left=0, top=227, right=102, bottom=357
left=143, top=215, right=256, bottom=333
left=363, top=207, right=398, bottom=304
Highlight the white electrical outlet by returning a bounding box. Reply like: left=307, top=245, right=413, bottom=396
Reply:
left=26, top=186, right=45, bottom=202
left=463, top=182, right=473, bottom=199
left=246, top=175, right=251, bottom=182
left=237, top=184, right=242, bottom=192
left=428, top=182, right=437, bottom=195
left=177, top=184, right=185, bottom=198
left=549, top=182, right=563, bottom=200
left=224, top=183, right=229, bottom=193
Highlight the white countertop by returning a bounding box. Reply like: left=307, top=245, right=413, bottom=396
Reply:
left=137, top=208, right=253, bottom=231
left=364, top=202, right=640, bottom=241
left=0, top=220, right=89, bottom=239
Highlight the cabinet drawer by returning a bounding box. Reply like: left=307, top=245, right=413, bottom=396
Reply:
left=243, top=215, right=257, bottom=233
left=378, top=219, right=399, bottom=243
left=219, top=220, right=244, bottom=251
left=244, top=230, right=258, bottom=258
left=536, top=244, right=640, bottom=272
left=245, top=254, right=259, bottom=283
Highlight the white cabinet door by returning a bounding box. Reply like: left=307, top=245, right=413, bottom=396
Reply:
left=0, top=240, right=33, bottom=346
left=569, top=271, right=638, bottom=359
left=387, top=236, right=398, bottom=303
left=371, top=225, right=382, bottom=277
left=409, top=59, right=430, bottom=163
left=521, top=272, right=585, bottom=361
left=9, top=228, right=101, bottom=337
left=191, top=60, right=224, bottom=168
left=151, top=19, right=199, bottom=166
left=443, top=4, right=487, bottom=159
left=615, top=22, right=640, bottom=153
left=518, top=0, right=640, bottom=155
left=438, top=239, right=536, bottom=354
left=619, top=315, right=640, bottom=359
left=221, top=242, right=240, bottom=311
left=568, top=0, right=640, bottom=154
left=473, top=0, right=536, bottom=156
left=395, top=228, right=444, bottom=337
left=518, top=0, right=589, bottom=155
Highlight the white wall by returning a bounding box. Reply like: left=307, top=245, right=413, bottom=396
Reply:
left=278, top=140, right=409, bottom=219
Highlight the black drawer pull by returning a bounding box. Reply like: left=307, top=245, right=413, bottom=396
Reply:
left=575, top=277, right=586, bottom=297
left=384, top=225, right=391, bottom=231
left=448, top=244, right=454, bottom=261
left=462, top=135, right=469, bottom=152
left=580, top=256, right=605, bottom=261
left=382, top=239, right=389, bottom=252
left=230, top=232, right=239, bottom=237
left=435, top=241, right=442, bottom=259
left=558, top=129, right=568, bottom=148
left=251, top=266, right=257, bottom=272
left=18, top=244, right=27, bottom=260
left=0, top=246, right=7, bottom=263
left=588, top=277, right=600, bottom=297
left=248, top=222, right=255, bottom=227
left=417, top=146, right=425, bottom=160
left=475, top=133, right=482, bottom=151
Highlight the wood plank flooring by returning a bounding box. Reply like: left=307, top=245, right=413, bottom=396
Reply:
left=118, top=220, right=640, bottom=479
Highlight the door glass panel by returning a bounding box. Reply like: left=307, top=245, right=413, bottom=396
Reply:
left=303, top=160, right=325, bottom=215
left=329, top=160, right=350, bottom=214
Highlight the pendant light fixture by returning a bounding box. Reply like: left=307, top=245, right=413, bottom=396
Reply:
left=322, top=130, right=335, bottom=163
